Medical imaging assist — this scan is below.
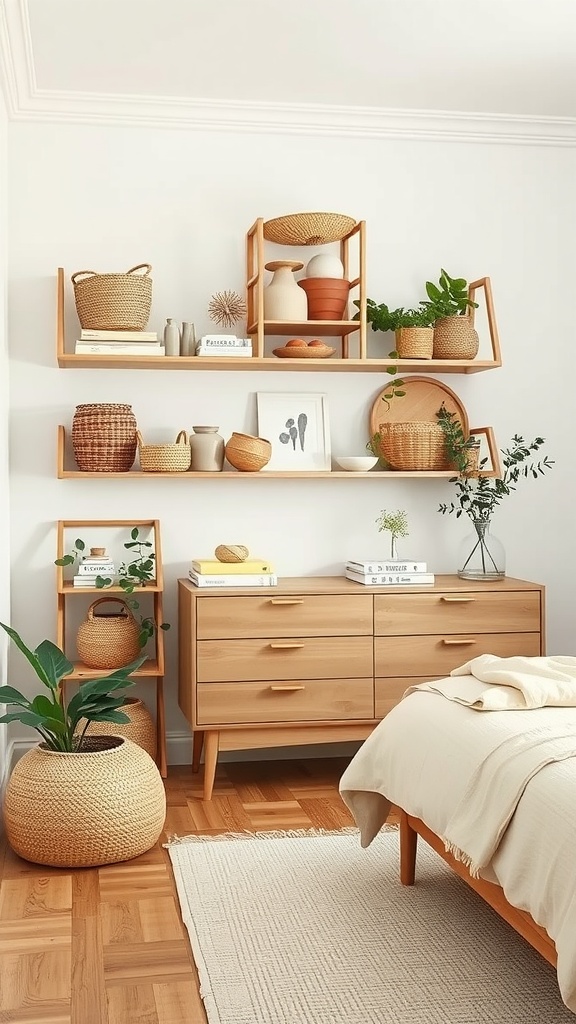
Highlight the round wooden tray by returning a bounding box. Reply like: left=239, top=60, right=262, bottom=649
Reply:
left=369, top=376, right=469, bottom=437
left=273, top=345, right=336, bottom=359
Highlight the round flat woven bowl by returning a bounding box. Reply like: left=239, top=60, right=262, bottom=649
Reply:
left=263, top=212, right=356, bottom=246
left=273, top=344, right=336, bottom=359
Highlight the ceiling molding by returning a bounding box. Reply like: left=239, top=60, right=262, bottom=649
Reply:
left=2, top=0, right=576, bottom=146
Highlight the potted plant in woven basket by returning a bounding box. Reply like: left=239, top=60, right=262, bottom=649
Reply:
left=0, top=622, right=166, bottom=867
left=423, top=269, right=479, bottom=359
left=362, top=299, right=437, bottom=359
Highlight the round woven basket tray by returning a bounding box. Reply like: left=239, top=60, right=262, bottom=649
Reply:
left=263, top=212, right=356, bottom=246
left=137, top=430, right=191, bottom=472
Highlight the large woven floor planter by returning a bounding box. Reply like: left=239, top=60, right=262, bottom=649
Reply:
left=3, top=736, right=166, bottom=867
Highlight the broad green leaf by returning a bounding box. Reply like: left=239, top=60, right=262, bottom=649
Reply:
left=0, top=684, right=30, bottom=705
left=31, top=694, right=64, bottom=720
left=131, top=528, right=139, bottom=539
left=87, top=710, right=130, bottom=724
left=75, top=539, right=85, bottom=550
left=34, top=640, right=73, bottom=689
left=55, top=555, right=74, bottom=566
left=0, top=622, right=52, bottom=687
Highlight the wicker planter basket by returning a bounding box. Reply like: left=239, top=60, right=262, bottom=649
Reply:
left=76, top=597, right=142, bottom=669
left=378, top=421, right=450, bottom=471
left=3, top=736, right=166, bottom=867
left=71, top=264, right=153, bottom=331
left=395, top=327, right=434, bottom=360
left=77, top=697, right=156, bottom=760
left=72, top=403, right=137, bottom=472
left=262, top=212, right=356, bottom=246
left=137, top=430, right=191, bottom=472
left=224, top=432, right=272, bottom=472
left=433, top=316, right=479, bottom=360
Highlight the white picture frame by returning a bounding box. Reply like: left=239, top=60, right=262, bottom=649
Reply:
left=256, top=392, right=331, bottom=471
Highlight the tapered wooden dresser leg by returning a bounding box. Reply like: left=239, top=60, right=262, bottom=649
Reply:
left=192, top=730, right=204, bottom=773
left=400, top=810, right=417, bottom=885
left=203, top=731, right=220, bottom=800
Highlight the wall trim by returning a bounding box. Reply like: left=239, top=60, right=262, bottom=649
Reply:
left=1, top=0, right=576, bottom=145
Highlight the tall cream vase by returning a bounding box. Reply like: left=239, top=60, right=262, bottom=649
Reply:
left=263, top=260, right=307, bottom=320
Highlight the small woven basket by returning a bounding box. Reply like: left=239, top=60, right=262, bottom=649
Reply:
left=137, top=430, right=191, bottom=472
left=224, top=432, right=272, bottom=472
left=76, top=597, right=142, bottom=669
left=77, top=697, right=156, bottom=760
left=263, top=212, right=356, bottom=246
left=433, top=316, right=480, bottom=360
left=71, top=264, right=152, bottom=330
left=395, top=327, right=434, bottom=360
left=378, top=421, right=450, bottom=471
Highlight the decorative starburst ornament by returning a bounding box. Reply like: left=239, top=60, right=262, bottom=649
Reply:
left=208, top=290, right=247, bottom=329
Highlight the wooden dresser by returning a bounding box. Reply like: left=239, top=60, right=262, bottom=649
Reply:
left=177, top=575, right=545, bottom=799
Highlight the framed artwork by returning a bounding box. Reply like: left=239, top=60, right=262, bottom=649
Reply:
left=256, top=392, right=331, bottom=471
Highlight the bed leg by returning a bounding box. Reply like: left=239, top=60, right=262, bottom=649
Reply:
left=400, top=810, right=417, bottom=885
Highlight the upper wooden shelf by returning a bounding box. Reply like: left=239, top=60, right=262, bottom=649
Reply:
left=55, top=267, right=502, bottom=373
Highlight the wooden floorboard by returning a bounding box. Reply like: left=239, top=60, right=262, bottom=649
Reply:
left=0, top=756, right=376, bottom=1024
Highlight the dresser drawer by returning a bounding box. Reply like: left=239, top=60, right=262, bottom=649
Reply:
left=374, top=591, right=541, bottom=636
left=197, top=678, right=374, bottom=725
left=196, top=594, right=373, bottom=639
left=375, top=632, right=542, bottom=677
left=197, top=635, right=373, bottom=683
left=375, top=676, right=433, bottom=718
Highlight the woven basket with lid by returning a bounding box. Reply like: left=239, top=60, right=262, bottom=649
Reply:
left=76, top=597, right=142, bottom=669
left=71, top=264, right=152, bottom=330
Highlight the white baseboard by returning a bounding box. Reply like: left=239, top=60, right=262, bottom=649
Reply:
left=9, top=732, right=363, bottom=773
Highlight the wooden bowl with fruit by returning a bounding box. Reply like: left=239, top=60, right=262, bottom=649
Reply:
left=273, top=339, right=336, bottom=359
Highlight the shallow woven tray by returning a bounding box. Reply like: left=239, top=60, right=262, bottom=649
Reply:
left=263, top=212, right=356, bottom=246
left=273, top=345, right=336, bottom=359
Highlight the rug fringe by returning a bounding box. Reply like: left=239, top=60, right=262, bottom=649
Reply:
left=164, top=822, right=398, bottom=847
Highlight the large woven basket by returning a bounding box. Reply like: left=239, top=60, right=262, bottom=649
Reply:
left=263, top=212, right=356, bottom=246
left=378, top=421, right=450, bottom=471
left=77, top=697, right=156, bottom=760
left=3, top=736, right=166, bottom=867
left=71, top=264, right=152, bottom=330
left=76, top=597, right=142, bottom=669
left=72, top=403, right=137, bottom=472
left=433, top=316, right=479, bottom=360
left=137, top=430, right=191, bottom=472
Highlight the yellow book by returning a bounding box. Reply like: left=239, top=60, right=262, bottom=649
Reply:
left=191, top=558, right=275, bottom=575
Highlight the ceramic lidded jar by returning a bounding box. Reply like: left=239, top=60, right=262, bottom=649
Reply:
left=263, top=260, right=308, bottom=321
left=305, top=253, right=345, bottom=279
left=189, top=426, right=225, bottom=472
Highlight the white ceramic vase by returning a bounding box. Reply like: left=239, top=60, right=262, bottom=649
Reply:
left=305, top=253, right=344, bottom=279
left=263, top=260, right=307, bottom=321
left=164, top=318, right=180, bottom=356
left=190, top=426, right=225, bottom=472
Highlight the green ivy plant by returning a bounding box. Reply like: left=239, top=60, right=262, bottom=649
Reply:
left=423, top=268, right=478, bottom=320
left=0, top=621, right=146, bottom=752
left=375, top=509, right=409, bottom=559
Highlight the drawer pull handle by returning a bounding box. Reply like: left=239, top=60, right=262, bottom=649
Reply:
left=269, top=599, right=304, bottom=605
left=269, top=642, right=305, bottom=650
left=440, top=597, right=475, bottom=603
left=270, top=685, right=305, bottom=692
left=442, top=638, right=477, bottom=646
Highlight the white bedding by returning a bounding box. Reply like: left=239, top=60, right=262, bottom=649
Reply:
left=339, top=691, right=576, bottom=1014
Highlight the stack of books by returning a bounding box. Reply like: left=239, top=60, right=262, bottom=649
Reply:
left=189, top=557, right=277, bottom=588
left=73, top=553, right=116, bottom=587
left=74, top=329, right=164, bottom=356
left=345, top=558, right=434, bottom=587
left=195, top=335, right=253, bottom=358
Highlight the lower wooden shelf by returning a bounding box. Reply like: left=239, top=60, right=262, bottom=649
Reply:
left=63, top=659, right=162, bottom=680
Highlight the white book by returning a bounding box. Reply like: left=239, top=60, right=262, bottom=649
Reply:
left=75, top=342, right=165, bottom=355
left=188, top=570, right=278, bottom=588
left=199, top=335, right=251, bottom=347
left=347, top=560, right=427, bottom=575
left=80, top=329, right=158, bottom=341
left=77, top=564, right=115, bottom=576
left=195, top=347, right=253, bottom=358
left=73, top=578, right=105, bottom=587
left=345, top=569, right=435, bottom=587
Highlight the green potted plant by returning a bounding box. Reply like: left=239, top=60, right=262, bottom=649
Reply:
left=423, top=268, right=479, bottom=360
left=375, top=509, right=409, bottom=560
left=0, top=621, right=166, bottom=867
left=435, top=413, right=554, bottom=580
left=361, top=299, right=437, bottom=359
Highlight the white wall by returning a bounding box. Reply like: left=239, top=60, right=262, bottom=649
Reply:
left=6, top=120, right=575, bottom=759
left=0, top=91, right=9, bottom=791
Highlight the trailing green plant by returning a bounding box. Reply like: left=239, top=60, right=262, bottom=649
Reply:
left=0, top=621, right=146, bottom=752
left=435, top=405, right=480, bottom=475
left=376, top=509, right=409, bottom=559
left=365, top=432, right=389, bottom=469
left=435, top=414, right=555, bottom=523
left=423, top=268, right=478, bottom=320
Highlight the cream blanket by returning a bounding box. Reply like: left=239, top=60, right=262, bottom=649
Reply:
left=404, top=654, right=576, bottom=710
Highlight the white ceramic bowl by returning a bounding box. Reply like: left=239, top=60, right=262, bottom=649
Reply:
left=335, top=456, right=379, bottom=472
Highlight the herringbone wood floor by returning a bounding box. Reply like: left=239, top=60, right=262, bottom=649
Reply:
left=0, top=756, right=397, bottom=1024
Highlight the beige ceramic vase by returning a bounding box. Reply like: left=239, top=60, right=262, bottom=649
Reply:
left=263, top=260, right=308, bottom=320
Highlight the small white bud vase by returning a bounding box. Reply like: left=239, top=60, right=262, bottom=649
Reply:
left=190, top=426, right=225, bottom=472
left=164, top=318, right=180, bottom=356
left=263, top=260, right=308, bottom=321
left=305, top=253, right=345, bottom=279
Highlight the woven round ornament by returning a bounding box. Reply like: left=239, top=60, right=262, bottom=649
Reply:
left=215, top=544, right=249, bottom=563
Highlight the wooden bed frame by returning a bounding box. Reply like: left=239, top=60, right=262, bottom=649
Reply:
left=399, top=809, right=557, bottom=967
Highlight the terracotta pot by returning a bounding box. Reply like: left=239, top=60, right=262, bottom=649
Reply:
left=225, top=432, right=272, bottom=472
left=298, top=278, right=350, bottom=320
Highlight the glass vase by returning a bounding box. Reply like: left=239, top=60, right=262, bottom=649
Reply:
left=458, top=519, right=505, bottom=581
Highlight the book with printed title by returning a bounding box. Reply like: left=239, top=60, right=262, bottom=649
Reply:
left=80, top=329, right=158, bottom=341
left=345, top=569, right=435, bottom=586
left=347, top=559, right=427, bottom=575
left=191, top=559, right=274, bottom=575
left=189, top=571, right=278, bottom=588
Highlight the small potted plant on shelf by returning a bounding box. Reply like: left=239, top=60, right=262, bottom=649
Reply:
left=362, top=300, right=437, bottom=359
left=0, top=621, right=166, bottom=867
left=435, top=410, right=554, bottom=581
left=375, top=509, right=409, bottom=560
left=422, top=268, right=479, bottom=359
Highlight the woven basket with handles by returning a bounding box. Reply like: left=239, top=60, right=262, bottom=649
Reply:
left=71, top=264, right=152, bottom=330
left=76, top=597, right=142, bottom=669
left=378, top=421, right=450, bottom=471
left=137, top=430, right=191, bottom=472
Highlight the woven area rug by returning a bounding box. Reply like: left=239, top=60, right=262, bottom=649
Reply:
left=167, top=828, right=572, bottom=1023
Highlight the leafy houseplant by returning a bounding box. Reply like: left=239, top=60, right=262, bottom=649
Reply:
left=376, top=509, right=409, bottom=560
left=423, top=268, right=479, bottom=361
left=0, top=621, right=146, bottom=752
left=423, top=268, right=478, bottom=319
